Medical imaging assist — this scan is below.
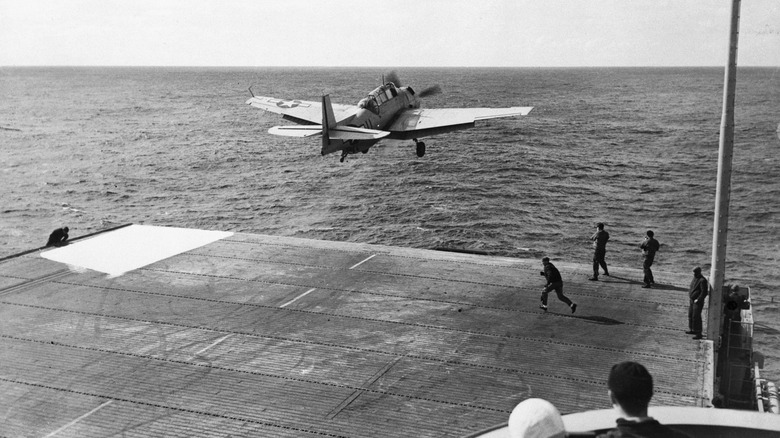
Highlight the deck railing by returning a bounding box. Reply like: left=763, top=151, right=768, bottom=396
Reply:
left=718, top=286, right=756, bottom=410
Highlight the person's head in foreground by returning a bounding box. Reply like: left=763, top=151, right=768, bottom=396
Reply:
left=508, top=398, right=566, bottom=438
left=608, top=361, right=653, bottom=417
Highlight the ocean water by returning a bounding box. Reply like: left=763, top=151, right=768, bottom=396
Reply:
left=1, top=66, right=779, bottom=382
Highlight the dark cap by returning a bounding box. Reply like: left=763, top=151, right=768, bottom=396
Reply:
left=542, top=257, right=550, bottom=263
left=693, top=267, right=702, bottom=273
left=608, top=361, right=653, bottom=403
left=596, top=222, right=604, bottom=229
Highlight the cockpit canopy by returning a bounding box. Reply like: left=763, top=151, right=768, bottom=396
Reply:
left=357, top=97, right=378, bottom=113
left=358, top=83, right=401, bottom=115
left=372, top=82, right=398, bottom=99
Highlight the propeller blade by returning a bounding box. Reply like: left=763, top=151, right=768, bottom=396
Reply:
left=386, top=71, right=441, bottom=98
left=386, top=71, right=401, bottom=87
left=418, top=85, right=442, bottom=98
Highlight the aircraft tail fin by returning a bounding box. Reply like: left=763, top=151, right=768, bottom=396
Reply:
left=319, top=94, right=389, bottom=156
left=322, top=95, right=337, bottom=131
left=321, top=95, right=338, bottom=154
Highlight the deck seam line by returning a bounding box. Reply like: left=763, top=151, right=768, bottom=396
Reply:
left=208, top=241, right=692, bottom=287
left=19, top=279, right=696, bottom=352
left=0, top=269, right=71, bottom=298
left=0, top=376, right=349, bottom=438
left=54, top=269, right=688, bottom=310
left=10, top=274, right=696, bottom=351
left=177, top=253, right=687, bottom=296
left=0, top=338, right=517, bottom=412
left=0, top=303, right=702, bottom=378
left=140, top=265, right=689, bottom=307
left=217, top=239, right=520, bottom=267
left=0, top=336, right=701, bottom=401
left=192, top=246, right=643, bottom=276
left=55, top=276, right=692, bottom=329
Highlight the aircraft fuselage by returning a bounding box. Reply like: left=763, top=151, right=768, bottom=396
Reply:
left=328, top=82, right=419, bottom=156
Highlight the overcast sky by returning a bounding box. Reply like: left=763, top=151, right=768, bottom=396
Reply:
left=1, top=0, right=779, bottom=67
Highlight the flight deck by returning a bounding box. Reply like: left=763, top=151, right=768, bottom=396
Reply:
left=0, top=225, right=712, bottom=437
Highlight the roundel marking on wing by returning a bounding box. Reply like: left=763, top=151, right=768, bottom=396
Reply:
left=277, top=100, right=302, bottom=108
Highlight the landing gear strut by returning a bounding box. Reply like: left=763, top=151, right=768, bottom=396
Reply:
left=414, top=139, right=426, bottom=158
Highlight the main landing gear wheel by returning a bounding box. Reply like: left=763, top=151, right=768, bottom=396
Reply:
left=415, top=139, right=426, bottom=158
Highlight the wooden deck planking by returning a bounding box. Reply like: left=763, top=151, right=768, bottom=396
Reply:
left=0, top=231, right=711, bottom=437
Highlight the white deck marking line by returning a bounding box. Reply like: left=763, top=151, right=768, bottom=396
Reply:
left=349, top=254, right=377, bottom=270
left=280, top=288, right=317, bottom=308
left=45, top=400, right=113, bottom=437
left=194, top=334, right=233, bottom=356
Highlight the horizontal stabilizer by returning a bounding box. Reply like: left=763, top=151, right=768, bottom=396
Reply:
left=268, top=125, right=323, bottom=137
left=328, top=126, right=390, bottom=141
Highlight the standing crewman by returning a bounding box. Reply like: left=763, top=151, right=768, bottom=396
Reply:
left=539, top=257, right=577, bottom=313
left=589, top=222, right=610, bottom=281
left=686, top=267, right=709, bottom=340
left=640, top=230, right=660, bottom=288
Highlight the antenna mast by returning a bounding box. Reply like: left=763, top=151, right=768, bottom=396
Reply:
left=707, top=0, right=741, bottom=352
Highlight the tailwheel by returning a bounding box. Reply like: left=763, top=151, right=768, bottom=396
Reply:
left=415, top=139, right=426, bottom=158
left=340, top=151, right=348, bottom=163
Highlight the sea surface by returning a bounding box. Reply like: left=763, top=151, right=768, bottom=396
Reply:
left=2, top=66, right=779, bottom=383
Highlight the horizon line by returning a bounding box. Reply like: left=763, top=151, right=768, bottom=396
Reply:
left=3, top=64, right=779, bottom=69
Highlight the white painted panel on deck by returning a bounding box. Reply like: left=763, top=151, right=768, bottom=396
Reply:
left=41, top=224, right=232, bottom=276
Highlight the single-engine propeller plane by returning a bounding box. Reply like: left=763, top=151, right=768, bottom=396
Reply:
left=246, top=72, right=533, bottom=162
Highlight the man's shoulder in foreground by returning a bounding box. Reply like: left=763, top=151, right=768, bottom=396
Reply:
left=596, top=418, right=691, bottom=438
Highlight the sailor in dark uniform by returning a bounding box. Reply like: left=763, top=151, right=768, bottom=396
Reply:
left=590, top=222, right=610, bottom=280
left=46, top=226, right=69, bottom=247
left=640, top=230, right=660, bottom=288
left=539, top=257, right=577, bottom=313
left=686, top=267, right=709, bottom=340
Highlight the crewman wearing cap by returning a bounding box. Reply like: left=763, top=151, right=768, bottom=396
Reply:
left=686, top=267, right=709, bottom=340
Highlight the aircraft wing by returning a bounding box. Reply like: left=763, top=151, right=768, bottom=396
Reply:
left=246, top=96, right=359, bottom=125
left=385, top=107, right=533, bottom=140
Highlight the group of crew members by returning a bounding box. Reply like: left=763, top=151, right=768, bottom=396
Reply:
left=539, top=223, right=708, bottom=340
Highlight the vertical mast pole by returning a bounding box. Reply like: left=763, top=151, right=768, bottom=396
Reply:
left=707, top=0, right=741, bottom=345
